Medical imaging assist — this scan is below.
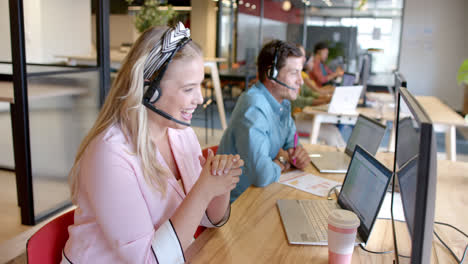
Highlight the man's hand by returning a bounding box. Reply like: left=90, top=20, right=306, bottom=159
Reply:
left=288, top=146, right=310, bottom=169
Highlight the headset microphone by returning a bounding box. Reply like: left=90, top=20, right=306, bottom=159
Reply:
left=143, top=98, right=191, bottom=127
left=270, top=76, right=296, bottom=91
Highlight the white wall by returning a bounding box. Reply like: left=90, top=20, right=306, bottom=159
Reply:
left=0, top=0, right=91, bottom=63
left=41, top=0, right=92, bottom=62
left=399, top=0, right=468, bottom=111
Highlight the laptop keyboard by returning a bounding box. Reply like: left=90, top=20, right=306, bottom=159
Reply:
left=299, top=200, right=339, bottom=242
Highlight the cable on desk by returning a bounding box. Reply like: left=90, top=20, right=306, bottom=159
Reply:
left=435, top=221, right=468, bottom=238
left=433, top=230, right=468, bottom=264
left=433, top=221, right=468, bottom=264
left=359, top=243, right=410, bottom=258
left=327, top=185, right=341, bottom=200
left=359, top=243, right=393, bottom=254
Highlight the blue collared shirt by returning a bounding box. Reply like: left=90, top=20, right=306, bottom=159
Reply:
left=218, top=81, right=296, bottom=203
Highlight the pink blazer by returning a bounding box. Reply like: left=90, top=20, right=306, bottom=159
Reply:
left=63, top=124, right=228, bottom=264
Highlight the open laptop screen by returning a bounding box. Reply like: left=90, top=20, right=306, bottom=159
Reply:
left=338, top=145, right=392, bottom=242
left=342, top=72, right=356, bottom=86
left=345, top=114, right=386, bottom=156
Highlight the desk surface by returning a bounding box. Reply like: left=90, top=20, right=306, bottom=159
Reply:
left=0, top=81, right=88, bottom=104
left=185, top=144, right=468, bottom=263
left=416, top=96, right=467, bottom=127
left=303, top=94, right=467, bottom=127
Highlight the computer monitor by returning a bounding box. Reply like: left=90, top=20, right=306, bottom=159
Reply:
left=344, top=114, right=387, bottom=157
left=394, top=71, right=407, bottom=90
left=393, top=71, right=407, bottom=98
left=392, top=87, right=437, bottom=264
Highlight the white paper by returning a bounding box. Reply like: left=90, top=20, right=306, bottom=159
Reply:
left=279, top=171, right=341, bottom=197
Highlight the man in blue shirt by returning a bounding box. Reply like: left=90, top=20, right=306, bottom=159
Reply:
left=218, top=40, right=311, bottom=203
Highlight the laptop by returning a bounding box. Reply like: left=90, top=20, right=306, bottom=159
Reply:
left=313, top=86, right=363, bottom=114
left=277, top=145, right=393, bottom=246
left=310, top=114, right=386, bottom=173
left=341, top=72, right=357, bottom=86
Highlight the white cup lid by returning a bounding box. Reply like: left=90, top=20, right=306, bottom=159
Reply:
left=328, top=209, right=360, bottom=229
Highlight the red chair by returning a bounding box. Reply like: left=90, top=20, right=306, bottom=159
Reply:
left=194, top=145, right=219, bottom=239
left=27, top=209, right=75, bottom=264
left=202, top=145, right=218, bottom=159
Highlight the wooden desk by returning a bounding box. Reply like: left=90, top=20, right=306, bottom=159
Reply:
left=416, top=96, right=468, bottom=162
left=185, top=144, right=468, bottom=263
left=302, top=94, right=468, bottom=161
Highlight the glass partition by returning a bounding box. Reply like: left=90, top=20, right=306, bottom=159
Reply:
left=27, top=70, right=100, bottom=218
left=4, top=0, right=108, bottom=224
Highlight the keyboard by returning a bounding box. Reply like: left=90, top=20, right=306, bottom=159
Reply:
left=299, top=200, right=339, bottom=242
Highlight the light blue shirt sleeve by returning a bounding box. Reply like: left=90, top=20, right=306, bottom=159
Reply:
left=233, top=106, right=281, bottom=187
left=283, top=110, right=297, bottom=151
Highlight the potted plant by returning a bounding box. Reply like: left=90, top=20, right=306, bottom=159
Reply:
left=457, top=59, right=468, bottom=115
left=127, top=0, right=176, bottom=33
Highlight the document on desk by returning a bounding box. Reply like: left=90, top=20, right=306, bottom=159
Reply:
left=279, top=170, right=341, bottom=197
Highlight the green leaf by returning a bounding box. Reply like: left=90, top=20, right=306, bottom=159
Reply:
left=457, top=59, right=468, bottom=85
left=133, top=0, right=177, bottom=33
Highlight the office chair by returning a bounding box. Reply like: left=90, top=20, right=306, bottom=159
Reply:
left=27, top=209, right=75, bottom=264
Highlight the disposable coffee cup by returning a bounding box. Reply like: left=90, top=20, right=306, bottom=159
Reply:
left=327, top=209, right=360, bottom=264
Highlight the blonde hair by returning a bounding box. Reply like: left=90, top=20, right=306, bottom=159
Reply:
left=69, top=26, right=202, bottom=203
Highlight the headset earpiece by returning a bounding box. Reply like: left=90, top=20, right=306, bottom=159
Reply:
left=269, top=45, right=279, bottom=80
left=266, top=41, right=296, bottom=91
left=150, top=88, right=160, bottom=103
left=144, top=80, right=162, bottom=104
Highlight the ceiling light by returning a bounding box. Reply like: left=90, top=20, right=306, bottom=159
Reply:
left=245, top=2, right=250, bottom=7
left=282, top=0, right=292, bottom=11
left=322, top=0, right=333, bottom=6
left=252, top=4, right=256, bottom=9
left=239, top=0, right=243, bottom=4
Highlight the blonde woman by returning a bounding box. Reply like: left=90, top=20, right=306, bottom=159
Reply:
left=62, top=22, right=243, bottom=263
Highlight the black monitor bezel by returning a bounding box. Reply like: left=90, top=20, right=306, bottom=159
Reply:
left=394, top=71, right=407, bottom=90
left=392, top=87, right=437, bottom=264
left=338, top=144, right=393, bottom=243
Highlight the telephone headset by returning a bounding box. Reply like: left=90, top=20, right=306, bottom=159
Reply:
left=267, top=42, right=296, bottom=91
left=143, top=36, right=192, bottom=127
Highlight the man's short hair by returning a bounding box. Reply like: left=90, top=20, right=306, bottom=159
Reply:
left=257, top=40, right=302, bottom=82
left=313, top=42, right=328, bottom=54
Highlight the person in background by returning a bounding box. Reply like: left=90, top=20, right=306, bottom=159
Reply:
left=218, top=40, right=311, bottom=203
left=309, top=41, right=344, bottom=87
left=62, top=22, right=243, bottom=263
left=292, top=45, right=333, bottom=112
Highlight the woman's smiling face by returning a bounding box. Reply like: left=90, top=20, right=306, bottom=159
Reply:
left=151, top=55, right=205, bottom=129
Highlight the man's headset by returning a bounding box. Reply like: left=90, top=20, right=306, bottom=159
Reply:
left=267, top=43, right=296, bottom=91
left=143, top=36, right=192, bottom=127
